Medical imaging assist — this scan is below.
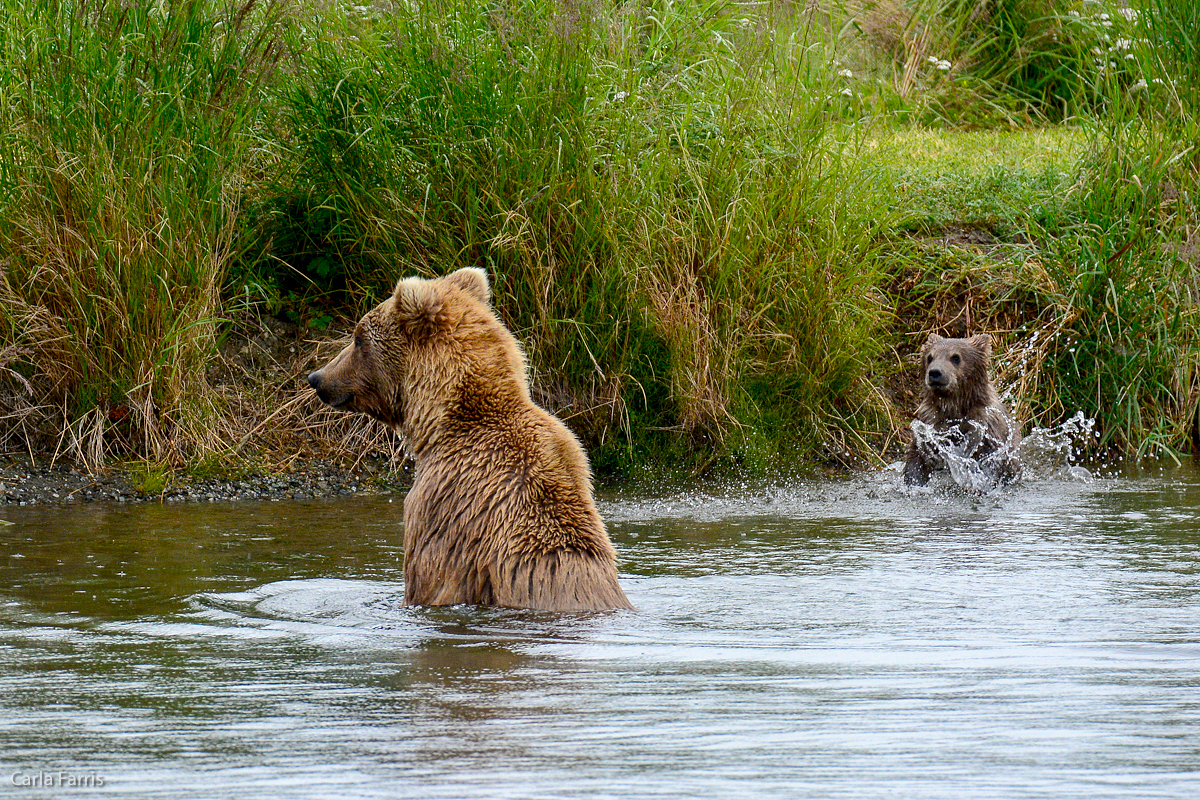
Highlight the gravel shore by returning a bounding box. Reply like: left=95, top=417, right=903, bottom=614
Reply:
left=0, top=457, right=410, bottom=506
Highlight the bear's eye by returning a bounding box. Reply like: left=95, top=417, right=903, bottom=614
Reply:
left=926, top=354, right=934, bottom=364
left=950, top=354, right=961, bottom=365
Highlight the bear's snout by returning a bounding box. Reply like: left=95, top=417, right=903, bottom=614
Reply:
left=308, top=370, right=352, bottom=410
left=925, top=366, right=954, bottom=394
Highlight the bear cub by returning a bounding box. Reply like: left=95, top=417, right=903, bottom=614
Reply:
left=903, top=333, right=1022, bottom=487
left=308, top=267, right=633, bottom=611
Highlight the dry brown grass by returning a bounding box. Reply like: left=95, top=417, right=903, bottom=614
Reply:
left=0, top=313, right=408, bottom=476
left=640, top=267, right=738, bottom=442
left=207, top=321, right=408, bottom=473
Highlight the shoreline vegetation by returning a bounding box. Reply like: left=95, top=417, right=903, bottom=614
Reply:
left=1, top=0, right=1198, bottom=493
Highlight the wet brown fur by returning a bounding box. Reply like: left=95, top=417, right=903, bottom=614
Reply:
left=903, top=333, right=1021, bottom=486
left=308, top=268, right=633, bottom=611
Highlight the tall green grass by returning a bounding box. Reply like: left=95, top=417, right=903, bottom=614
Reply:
left=243, top=0, right=895, bottom=474
left=1144, top=0, right=1200, bottom=115
left=1017, top=122, right=1198, bottom=454
left=1, top=0, right=1197, bottom=474
left=844, top=0, right=1163, bottom=125
left=0, top=0, right=282, bottom=465
left=1022, top=0, right=1200, bottom=455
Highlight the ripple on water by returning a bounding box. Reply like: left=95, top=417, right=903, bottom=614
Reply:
left=96, top=579, right=417, bottom=647
left=2, top=465, right=1200, bottom=799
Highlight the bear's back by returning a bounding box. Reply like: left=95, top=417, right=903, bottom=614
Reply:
left=403, top=397, right=632, bottom=611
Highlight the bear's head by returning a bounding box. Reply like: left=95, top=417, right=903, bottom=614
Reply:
left=307, top=267, right=528, bottom=452
left=920, top=333, right=992, bottom=400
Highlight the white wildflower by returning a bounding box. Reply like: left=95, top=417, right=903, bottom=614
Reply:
left=1132, top=79, right=1148, bottom=90
left=613, top=90, right=629, bottom=102
left=840, top=87, right=853, bottom=96
left=927, top=56, right=939, bottom=64
left=838, top=68, right=853, bottom=78
left=1119, top=8, right=1138, bottom=22
left=1114, top=39, right=1131, bottom=50
left=1092, top=47, right=1104, bottom=56
left=1125, top=53, right=1135, bottom=60
left=936, top=59, right=951, bottom=71
left=738, top=17, right=753, bottom=28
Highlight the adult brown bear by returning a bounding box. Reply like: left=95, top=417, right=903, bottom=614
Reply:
left=308, top=268, right=633, bottom=611
left=903, top=333, right=1022, bottom=488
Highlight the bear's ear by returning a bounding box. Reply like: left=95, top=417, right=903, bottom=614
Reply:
left=443, top=267, right=490, bottom=305
left=967, top=334, right=993, bottom=359
left=922, top=332, right=944, bottom=355
left=393, top=276, right=442, bottom=327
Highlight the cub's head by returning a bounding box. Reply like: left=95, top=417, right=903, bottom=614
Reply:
left=307, top=267, right=526, bottom=440
left=920, top=333, right=992, bottom=399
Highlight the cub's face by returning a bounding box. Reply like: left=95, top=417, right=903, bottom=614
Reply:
left=921, top=333, right=991, bottom=398
left=307, top=296, right=405, bottom=427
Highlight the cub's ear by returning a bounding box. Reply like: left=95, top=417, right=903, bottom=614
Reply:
left=393, top=275, right=442, bottom=328
left=921, top=332, right=945, bottom=354
left=967, top=334, right=993, bottom=359
left=443, top=267, right=490, bottom=304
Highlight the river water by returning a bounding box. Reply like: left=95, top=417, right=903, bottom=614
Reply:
left=2, top=465, right=1200, bottom=798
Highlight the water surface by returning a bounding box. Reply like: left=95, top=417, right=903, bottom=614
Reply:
left=3, top=466, right=1200, bottom=798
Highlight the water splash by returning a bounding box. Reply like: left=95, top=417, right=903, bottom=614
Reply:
left=906, top=410, right=1094, bottom=493
left=1017, top=411, right=1097, bottom=482
left=908, top=418, right=1014, bottom=494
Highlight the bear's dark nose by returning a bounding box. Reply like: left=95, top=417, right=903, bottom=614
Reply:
left=307, top=371, right=322, bottom=390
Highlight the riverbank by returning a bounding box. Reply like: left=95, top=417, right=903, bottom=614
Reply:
left=2, top=1, right=1197, bottom=476
left=0, top=316, right=408, bottom=507
left=0, top=455, right=409, bottom=507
